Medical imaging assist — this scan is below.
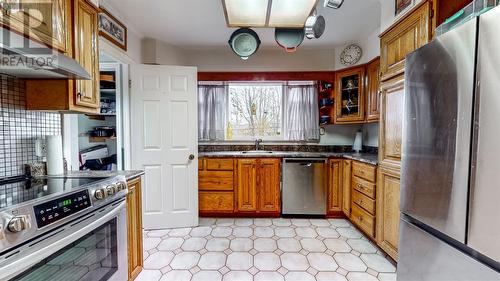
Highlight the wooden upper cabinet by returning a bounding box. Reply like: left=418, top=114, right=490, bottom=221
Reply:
left=380, top=0, right=432, bottom=81
left=25, top=0, right=100, bottom=114
left=258, top=159, right=281, bottom=213
left=327, top=159, right=342, bottom=213
left=365, top=57, right=380, bottom=122
left=126, top=177, right=143, bottom=280
left=236, top=159, right=258, bottom=212
left=334, top=66, right=366, bottom=124
left=379, top=75, right=405, bottom=170
left=376, top=166, right=401, bottom=261
left=0, top=0, right=70, bottom=52
left=342, top=159, right=352, bottom=217
left=74, top=0, right=100, bottom=108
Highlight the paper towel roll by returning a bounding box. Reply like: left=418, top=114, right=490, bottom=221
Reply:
left=46, top=135, right=64, bottom=175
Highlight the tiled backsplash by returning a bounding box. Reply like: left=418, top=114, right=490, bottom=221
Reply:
left=0, top=76, right=61, bottom=179
left=199, top=144, right=378, bottom=154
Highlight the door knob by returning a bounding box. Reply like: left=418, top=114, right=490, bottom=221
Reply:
left=189, top=154, right=195, bottom=160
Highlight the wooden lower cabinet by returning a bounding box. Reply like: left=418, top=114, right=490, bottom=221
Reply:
left=327, top=159, right=342, bottom=213
left=349, top=161, right=377, bottom=241
left=199, top=192, right=234, bottom=212
left=376, top=166, right=401, bottom=261
left=127, top=177, right=143, bottom=281
left=236, top=159, right=258, bottom=212
left=199, top=158, right=236, bottom=215
left=236, top=158, right=280, bottom=214
left=342, top=160, right=352, bottom=217
left=258, top=159, right=281, bottom=213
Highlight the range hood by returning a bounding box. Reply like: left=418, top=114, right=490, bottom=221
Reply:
left=0, top=43, right=91, bottom=80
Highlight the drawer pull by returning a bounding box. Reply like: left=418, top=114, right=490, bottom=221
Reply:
left=358, top=199, right=363, bottom=204
left=357, top=184, right=363, bottom=189
left=359, top=216, right=363, bottom=222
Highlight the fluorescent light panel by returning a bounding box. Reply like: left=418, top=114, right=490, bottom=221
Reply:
left=268, top=0, right=318, bottom=27
left=223, top=0, right=269, bottom=27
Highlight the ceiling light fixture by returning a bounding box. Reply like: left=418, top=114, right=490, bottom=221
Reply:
left=222, top=0, right=319, bottom=28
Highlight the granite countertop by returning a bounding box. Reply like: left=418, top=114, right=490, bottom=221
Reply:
left=199, top=151, right=378, bottom=165
left=49, top=170, right=144, bottom=181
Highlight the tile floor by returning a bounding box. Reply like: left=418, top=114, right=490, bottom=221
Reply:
left=137, top=218, right=396, bottom=281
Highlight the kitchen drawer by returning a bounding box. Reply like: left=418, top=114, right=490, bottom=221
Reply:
left=352, top=176, right=376, bottom=199
left=351, top=202, right=375, bottom=238
left=199, top=171, right=234, bottom=191
left=352, top=189, right=375, bottom=215
left=199, top=192, right=234, bottom=212
left=352, top=161, right=377, bottom=183
left=206, top=159, right=234, bottom=171
left=199, top=158, right=204, bottom=170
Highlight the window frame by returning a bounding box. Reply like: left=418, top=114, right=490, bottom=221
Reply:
left=225, top=81, right=286, bottom=141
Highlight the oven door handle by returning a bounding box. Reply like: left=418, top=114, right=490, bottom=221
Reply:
left=0, top=200, right=126, bottom=281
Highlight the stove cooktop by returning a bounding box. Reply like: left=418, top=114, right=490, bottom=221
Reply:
left=0, top=177, right=108, bottom=210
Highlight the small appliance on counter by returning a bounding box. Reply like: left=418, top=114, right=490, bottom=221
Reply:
left=79, top=145, right=117, bottom=171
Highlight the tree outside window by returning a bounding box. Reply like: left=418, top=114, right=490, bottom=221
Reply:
left=227, top=83, right=283, bottom=140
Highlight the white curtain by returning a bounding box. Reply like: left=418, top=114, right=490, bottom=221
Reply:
left=198, top=85, right=227, bottom=140
left=285, top=84, right=320, bottom=141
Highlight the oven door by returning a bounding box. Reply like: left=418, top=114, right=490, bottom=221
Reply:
left=0, top=199, right=127, bottom=281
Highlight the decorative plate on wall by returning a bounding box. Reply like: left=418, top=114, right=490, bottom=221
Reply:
left=340, top=44, right=362, bottom=66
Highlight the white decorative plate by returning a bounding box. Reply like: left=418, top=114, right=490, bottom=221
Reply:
left=340, top=44, right=362, bottom=66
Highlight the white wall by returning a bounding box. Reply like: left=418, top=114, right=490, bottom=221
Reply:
left=319, top=123, right=379, bottom=147
left=142, top=38, right=189, bottom=65
left=362, top=123, right=379, bottom=147
left=181, top=47, right=335, bottom=72
left=320, top=124, right=362, bottom=146
left=333, top=27, right=381, bottom=70
left=100, top=0, right=143, bottom=63
left=380, top=0, right=424, bottom=32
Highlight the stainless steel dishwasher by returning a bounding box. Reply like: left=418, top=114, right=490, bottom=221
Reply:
left=282, top=158, right=327, bottom=215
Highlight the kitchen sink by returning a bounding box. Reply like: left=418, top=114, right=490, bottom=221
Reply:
left=240, top=150, right=274, bottom=154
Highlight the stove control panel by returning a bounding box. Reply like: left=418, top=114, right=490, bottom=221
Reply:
left=33, top=189, right=92, bottom=229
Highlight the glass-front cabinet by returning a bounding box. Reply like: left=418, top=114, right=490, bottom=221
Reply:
left=334, top=67, right=366, bottom=123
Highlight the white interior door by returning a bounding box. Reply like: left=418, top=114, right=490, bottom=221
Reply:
left=130, top=64, right=198, bottom=229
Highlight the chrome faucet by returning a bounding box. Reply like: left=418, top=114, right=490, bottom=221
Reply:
left=255, top=139, right=263, bottom=151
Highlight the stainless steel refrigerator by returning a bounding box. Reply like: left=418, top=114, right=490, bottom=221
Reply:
left=398, top=5, right=500, bottom=281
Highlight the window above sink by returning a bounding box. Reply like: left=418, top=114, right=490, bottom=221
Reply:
left=198, top=81, right=320, bottom=142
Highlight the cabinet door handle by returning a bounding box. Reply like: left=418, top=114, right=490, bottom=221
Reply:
left=189, top=154, right=195, bottom=160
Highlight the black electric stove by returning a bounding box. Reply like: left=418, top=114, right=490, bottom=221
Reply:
left=0, top=177, right=108, bottom=211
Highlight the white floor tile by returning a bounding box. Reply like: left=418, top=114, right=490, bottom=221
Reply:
left=254, top=252, right=281, bottom=270
left=280, top=253, right=309, bottom=271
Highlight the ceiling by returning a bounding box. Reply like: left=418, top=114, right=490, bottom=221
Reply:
left=103, top=0, right=381, bottom=49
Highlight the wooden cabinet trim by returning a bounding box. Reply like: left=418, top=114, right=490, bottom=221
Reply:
left=334, top=66, right=366, bottom=124
left=327, top=159, right=343, bottom=213
left=0, top=0, right=71, bottom=52
left=352, top=176, right=376, bottom=199
left=351, top=202, right=375, bottom=238
left=199, top=191, right=234, bottom=212
left=352, top=161, right=377, bottom=183
left=342, top=160, right=352, bottom=217
left=379, top=75, right=405, bottom=170
left=376, top=166, right=401, bottom=261
left=366, top=57, right=381, bottom=122
left=206, top=158, right=234, bottom=171
left=126, top=177, right=143, bottom=280
left=73, top=0, right=100, bottom=109
left=380, top=0, right=432, bottom=81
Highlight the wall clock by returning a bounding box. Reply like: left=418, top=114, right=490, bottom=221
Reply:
left=340, top=44, right=362, bottom=66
